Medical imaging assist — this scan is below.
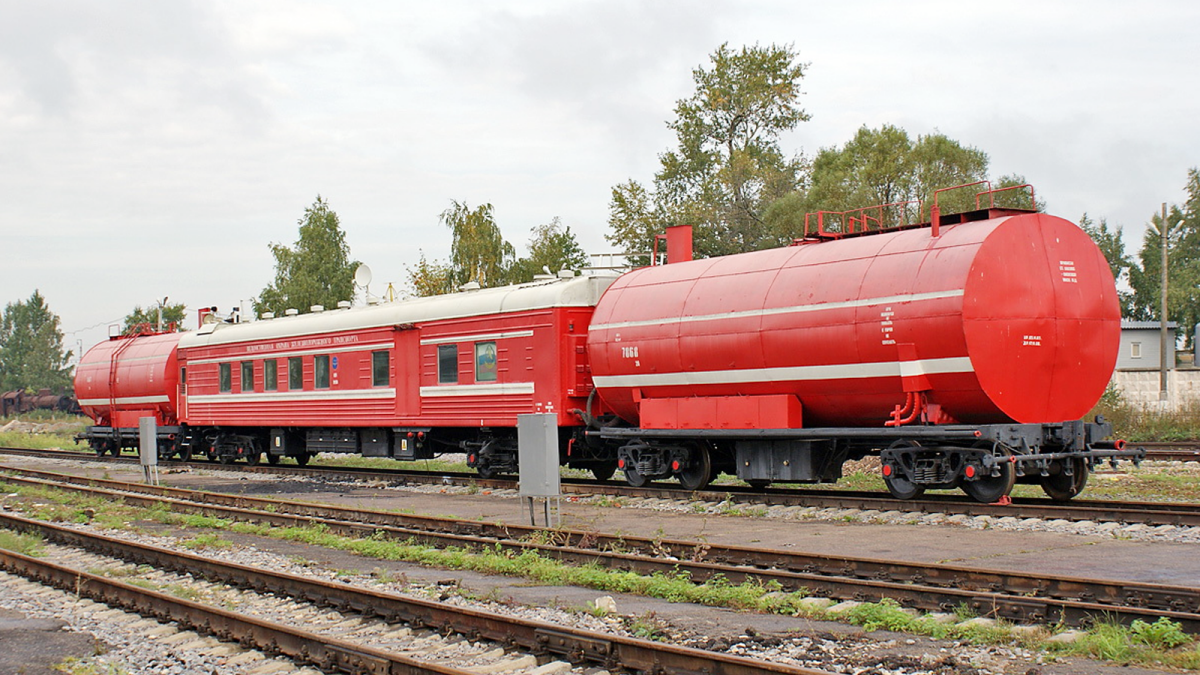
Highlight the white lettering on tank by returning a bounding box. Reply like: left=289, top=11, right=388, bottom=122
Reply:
left=880, top=306, right=896, bottom=345
left=1058, top=261, right=1078, bottom=284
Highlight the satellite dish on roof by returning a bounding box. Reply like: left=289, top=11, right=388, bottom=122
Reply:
left=354, top=264, right=373, bottom=287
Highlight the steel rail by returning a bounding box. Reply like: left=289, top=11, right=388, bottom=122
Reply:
left=0, top=511, right=829, bottom=675
left=3, top=468, right=1199, bottom=632
left=0, top=546, right=501, bottom=675
left=1139, top=442, right=1200, bottom=462
left=5, top=446, right=1200, bottom=526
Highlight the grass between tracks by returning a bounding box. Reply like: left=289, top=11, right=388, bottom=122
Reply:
left=2, top=479, right=1200, bottom=669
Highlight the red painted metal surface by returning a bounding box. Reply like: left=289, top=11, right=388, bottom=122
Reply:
left=588, top=211, right=1120, bottom=428
left=177, top=306, right=597, bottom=429
left=74, top=333, right=182, bottom=426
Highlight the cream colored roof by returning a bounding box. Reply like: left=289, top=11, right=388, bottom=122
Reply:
left=179, top=274, right=617, bottom=349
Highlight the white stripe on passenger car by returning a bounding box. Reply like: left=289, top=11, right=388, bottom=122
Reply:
left=186, top=388, right=396, bottom=404
left=419, top=330, right=535, bottom=345
left=186, top=341, right=392, bottom=365
left=419, top=383, right=536, bottom=397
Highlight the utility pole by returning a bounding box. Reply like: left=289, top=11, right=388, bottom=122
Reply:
left=156, top=296, right=168, bottom=333
left=1160, top=203, right=1169, bottom=402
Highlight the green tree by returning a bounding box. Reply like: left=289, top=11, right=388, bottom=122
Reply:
left=405, top=251, right=456, bottom=298
left=442, top=200, right=515, bottom=288
left=257, top=196, right=358, bottom=316
left=1129, top=168, right=1200, bottom=347
left=122, top=301, right=187, bottom=334
left=1079, top=213, right=1134, bottom=316
left=991, top=174, right=1046, bottom=212
left=606, top=43, right=809, bottom=258
left=509, top=217, right=589, bottom=283
left=606, top=180, right=667, bottom=266
left=0, top=290, right=73, bottom=392
left=794, top=124, right=989, bottom=237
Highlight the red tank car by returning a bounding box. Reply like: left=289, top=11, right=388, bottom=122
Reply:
left=74, top=331, right=184, bottom=457
left=587, top=205, right=1135, bottom=501
left=589, top=211, right=1118, bottom=426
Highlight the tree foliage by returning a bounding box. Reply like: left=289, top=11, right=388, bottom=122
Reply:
left=508, top=217, right=589, bottom=283
left=1126, top=169, right=1200, bottom=346
left=122, top=301, right=187, bottom=334
left=405, top=251, right=456, bottom=298
left=442, top=201, right=515, bottom=289
left=0, top=290, right=73, bottom=392
left=607, top=43, right=809, bottom=259
left=1079, top=213, right=1135, bottom=316
left=256, top=196, right=358, bottom=316
left=799, top=125, right=988, bottom=229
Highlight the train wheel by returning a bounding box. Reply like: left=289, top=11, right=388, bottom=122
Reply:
left=109, top=443, right=122, bottom=457
left=218, top=453, right=234, bottom=465
left=266, top=453, right=280, bottom=465
left=591, top=461, right=618, bottom=481
left=294, top=453, right=311, bottom=466
left=883, top=441, right=924, bottom=500
left=883, top=471, right=924, bottom=500
left=963, top=455, right=1016, bottom=503
left=176, top=445, right=192, bottom=462
left=676, top=446, right=712, bottom=491
left=747, top=479, right=771, bottom=489
left=1041, top=457, right=1088, bottom=501
left=622, top=463, right=649, bottom=488
left=245, top=451, right=261, bottom=466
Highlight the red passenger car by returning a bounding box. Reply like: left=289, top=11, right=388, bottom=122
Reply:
left=174, top=274, right=616, bottom=474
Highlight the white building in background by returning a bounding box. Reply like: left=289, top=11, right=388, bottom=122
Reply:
left=1109, top=320, right=1200, bottom=409
left=1116, top=320, right=1178, bottom=371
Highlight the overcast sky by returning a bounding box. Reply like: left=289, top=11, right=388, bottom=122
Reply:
left=3, top=0, right=1198, bottom=360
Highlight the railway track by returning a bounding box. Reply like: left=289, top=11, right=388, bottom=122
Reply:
left=4, top=446, right=1200, bottom=528
left=3, top=466, right=1199, bottom=633
left=0, top=510, right=826, bottom=675
left=1141, top=441, right=1200, bottom=462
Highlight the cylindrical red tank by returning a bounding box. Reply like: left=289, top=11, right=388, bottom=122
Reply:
left=74, top=332, right=182, bottom=427
left=588, top=212, right=1120, bottom=427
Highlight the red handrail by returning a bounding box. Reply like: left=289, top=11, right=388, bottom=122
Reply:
left=931, top=181, right=991, bottom=238
left=975, top=184, right=1036, bottom=210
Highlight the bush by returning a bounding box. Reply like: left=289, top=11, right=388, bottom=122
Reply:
left=1130, top=618, right=1189, bottom=649
left=1089, top=385, right=1200, bottom=441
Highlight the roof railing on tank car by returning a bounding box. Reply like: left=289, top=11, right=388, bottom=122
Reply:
left=797, top=181, right=1041, bottom=243
left=798, top=199, right=923, bottom=241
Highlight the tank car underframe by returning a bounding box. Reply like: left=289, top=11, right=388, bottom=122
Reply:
left=76, top=425, right=184, bottom=461
left=590, top=420, right=1144, bottom=502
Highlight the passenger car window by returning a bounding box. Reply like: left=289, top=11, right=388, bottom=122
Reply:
left=241, top=361, right=254, bottom=392
left=288, top=357, right=303, bottom=390
left=315, top=355, right=330, bottom=389
left=475, top=342, right=497, bottom=382
left=372, top=350, right=390, bottom=387
left=218, top=363, right=231, bottom=393
left=264, top=359, right=277, bottom=391
left=438, top=345, right=458, bottom=384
